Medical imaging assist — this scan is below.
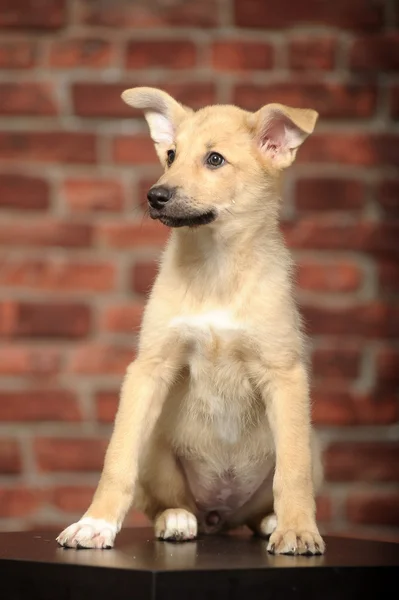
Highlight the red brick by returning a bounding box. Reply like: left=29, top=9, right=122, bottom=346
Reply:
left=72, top=83, right=139, bottom=119
left=301, top=302, right=399, bottom=338
left=96, top=220, right=169, bottom=248
left=0, top=346, right=60, bottom=376
left=0, top=488, right=42, bottom=517
left=211, top=40, right=273, bottom=71
left=0, top=301, right=91, bottom=339
left=284, top=219, right=399, bottom=256
left=312, top=388, right=398, bottom=426
left=0, top=439, right=21, bottom=474
left=377, top=348, right=399, bottom=384
left=234, top=83, right=376, bottom=119
left=391, top=85, right=399, bottom=119
left=131, top=260, right=159, bottom=295
left=0, top=0, right=66, bottom=29
left=298, top=133, right=399, bottom=166
left=0, top=131, right=97, bottom=164
left=312, top=345, right=361, bottom=380
left=112, top=134, right=158, bottom=164
left=378, top=261, right=399, bottom=294
left=0, top=220, right=92, bottom=248
left=162, top=83, right=216, bottom=109
left=80, top=0, right=219, bottom=28
left=95, top=391, right=118, bottom=423
left=0, top=174, right=50, bottom=210
left=324, top=442, right=399, bottom=482
left=350, top=34, right=399, bottom=71
left=35, top=438, right=107, bottom=472
left=51, top=485, right=95, bottom=513
left=0, top=40, right=36, bottom=68
left=101, top=304, right=144, bottom=333
left=377, top=179, right=399, bottom=216
left=68, top=344, right=134, bottom=375
left=295, top=178, right=365, bottom=212
left=0, top=390, right=81, bottom=422
left=126, top=40, right=196, bottom=69
left=49, top=38, right=114, bottom=67
left=347, top=492, right=399, bottom=527
left=297, top=260, right=362, bottom=292
left=0, top=258, right=115, bottom=291
left=233, top=0, right=384, bottom=31
left=73, top=82, right=216, bottom=118
left=0, top=83, right=57, bottom=116
left=316, top=495, right=332, bottom=523
left=63, top=179, right=124, bottom=212
left=288, top=37, right=336, bottom=71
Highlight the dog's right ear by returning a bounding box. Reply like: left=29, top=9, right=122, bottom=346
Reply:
left=121, top=87, right=193, bottom=161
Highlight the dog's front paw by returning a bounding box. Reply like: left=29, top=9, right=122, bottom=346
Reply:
left=155, top=509, right=197, bottom=542
left=267, top=528, right=325, bottom=555
left=56, top=517, right=117, bottom=549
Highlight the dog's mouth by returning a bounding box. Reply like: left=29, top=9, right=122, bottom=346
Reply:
left=154, top=210, right=217, bottom=228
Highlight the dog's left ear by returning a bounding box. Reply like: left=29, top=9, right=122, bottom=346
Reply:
left=251, top=103, right=318, bottom=169
left=121, top=87, right=193, bottom=162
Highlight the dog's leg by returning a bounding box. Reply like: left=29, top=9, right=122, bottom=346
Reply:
left=136, top=437, right=198, bottom=542
left=56, top=351, right=182, bottom=549
left=263, top=362, right=325, bottom=555
left=241, top=430, right=323, bottom=539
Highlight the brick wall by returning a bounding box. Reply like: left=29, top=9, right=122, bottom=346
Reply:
left=0, top=0, right=398, bottom=541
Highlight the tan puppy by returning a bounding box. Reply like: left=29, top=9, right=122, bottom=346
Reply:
left=57, top=88, right=325, bottom=555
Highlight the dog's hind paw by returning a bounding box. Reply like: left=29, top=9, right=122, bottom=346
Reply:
left=56, top=517, right=117, bottom=549
left=155, top=509, right=197, bottom=542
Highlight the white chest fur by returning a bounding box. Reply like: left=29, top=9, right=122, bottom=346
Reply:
left=169, top=310, right=241, bottom=334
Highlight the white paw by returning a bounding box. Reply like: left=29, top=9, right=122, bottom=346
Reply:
left=155, top=509, right=197, bottom=542
left=260, top=513, right=277, bottom=537
left=56, top=517, right=117, bottom=549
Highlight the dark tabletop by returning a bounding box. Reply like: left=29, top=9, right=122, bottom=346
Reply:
left=1, top=528, right=398, bottom=599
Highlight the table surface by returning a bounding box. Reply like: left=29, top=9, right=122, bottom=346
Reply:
left=0, top=528, right=398, bottom=571
left=1, top=528, right=398, bottom=600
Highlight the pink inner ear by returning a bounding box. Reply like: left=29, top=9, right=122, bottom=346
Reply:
left=263, top=140, right=279, bottom=156
left=259, top=115, right=286, bottom=155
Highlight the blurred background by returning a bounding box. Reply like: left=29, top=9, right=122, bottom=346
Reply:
left=0, top=0, right=398, bottom=542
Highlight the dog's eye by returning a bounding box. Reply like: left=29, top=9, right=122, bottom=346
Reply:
left=206, top=152, right=225, bottom=168
left=167, top=149, right=176, bottom=166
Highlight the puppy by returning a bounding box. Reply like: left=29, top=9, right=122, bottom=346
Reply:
left=57, top=88, right=325, bottom=555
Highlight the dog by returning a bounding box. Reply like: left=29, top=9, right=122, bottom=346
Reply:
left=57, top=88, right=325, bottom=555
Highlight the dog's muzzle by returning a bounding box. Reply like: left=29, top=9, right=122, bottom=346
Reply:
left=147, top=185, right=217, bottom=228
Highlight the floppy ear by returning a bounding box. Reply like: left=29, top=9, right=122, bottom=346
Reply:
left=252, top=103, right=318, bottom=169
left=121, top=87, right=193, bottom=162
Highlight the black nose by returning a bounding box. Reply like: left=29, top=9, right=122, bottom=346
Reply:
left=147, top=186, right=172, bottom=209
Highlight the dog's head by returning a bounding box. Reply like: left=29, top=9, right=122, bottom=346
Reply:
left=122, top=87, right=318, bottom=229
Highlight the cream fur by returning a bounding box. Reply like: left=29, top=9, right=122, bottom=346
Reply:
left=57, top=88, right=325, bottom=555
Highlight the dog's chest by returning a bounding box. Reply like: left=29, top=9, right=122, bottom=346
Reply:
left=169, top=310, right=245, bottom=377
left=169, top=310, right=241, bottom=338
left=169, top=310, right=253, bottom=444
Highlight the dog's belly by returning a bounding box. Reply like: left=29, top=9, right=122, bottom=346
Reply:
left=180, top=457, right=273, bottom=532
left=165, top=310, right=274, bottom=530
